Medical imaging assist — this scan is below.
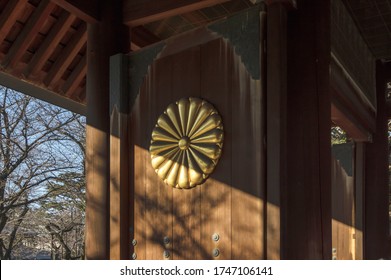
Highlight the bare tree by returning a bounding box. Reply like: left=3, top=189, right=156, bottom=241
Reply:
left=0, top=86, right=85, bottom=259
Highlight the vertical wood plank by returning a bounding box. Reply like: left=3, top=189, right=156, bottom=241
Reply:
left=132, top=81, right=147, bottom=260
left=266, top=3, right=287, bottom=260
left=170, top=47, right=202, bottom=260
left=200, top=39, right=232, bottom=260
left=354, top=142, right=364, bottom=259
left=109, top=54, right=129, bottom=260
left=230, top=44, right=264, bottom=260
left=144, top=56, right=174, bottom=260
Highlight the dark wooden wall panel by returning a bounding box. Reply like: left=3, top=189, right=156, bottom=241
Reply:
left=200, top=39, right=232, bottom=260
left=230, top=46, right=264, bottom=259
left=364, top=61, right=390, bottom=259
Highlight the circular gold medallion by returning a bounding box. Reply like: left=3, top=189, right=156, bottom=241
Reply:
left=149, top=97, right=224, bottom=189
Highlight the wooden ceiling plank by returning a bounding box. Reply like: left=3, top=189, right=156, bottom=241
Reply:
left=124, top=0, right=230, bottom=27
left=2, top=0, right=56, bottom=69
left=25, top=11, right=76, bottom=78
left=62, top=55, right=86, bottom=98
left=50, top=0, right=99, bottom=23
left=0, top=0, right=27, bottom=44
left=44, top=24, right=87, bottom=87
left=131, top=25, right=161, bottom=49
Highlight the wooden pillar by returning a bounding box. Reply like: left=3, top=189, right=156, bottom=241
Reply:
left=109, top=54, right=130, bottom=260
left=284, top=0, right=331, bottom=259
left=364, top=61, right=390, bottom=259
left=265, top=0, right=293, bottom=260
left=86, top=0, right=129, bottom=259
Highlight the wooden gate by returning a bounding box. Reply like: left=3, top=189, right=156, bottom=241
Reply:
left=120, top=8, right=265, bottom=260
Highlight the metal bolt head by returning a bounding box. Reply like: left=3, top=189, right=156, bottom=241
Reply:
left=332, top=248, right=337, bottom=254
left=132, top=239, right=137, bottom=246
left=163, top=236, right=171, bottom=245
left=332, top=256, right=337, bottom=260
left=212, top=233, right=220, bottom=242
left=163, top=250, right=170, bottom=259
left=132, top=253, right=137, bottom=260
left=212, top=248, right=220, bottom=258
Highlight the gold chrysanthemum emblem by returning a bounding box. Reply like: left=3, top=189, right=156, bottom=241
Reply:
left=149, top=97, right=224, bottom=189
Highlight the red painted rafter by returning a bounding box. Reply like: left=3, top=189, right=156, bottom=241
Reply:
left=0, top=0, right=27, bottom=45
left=123, top=0, right=230, bottom=27
left=2, top=0, right=56, bottom=69
left=62, top=55, right=86, bottom=98
left=25, top=11, right=76, bottom=78
left=44, top=23, right=87, bottom=87
left=50, top=0, right=99, bottom=23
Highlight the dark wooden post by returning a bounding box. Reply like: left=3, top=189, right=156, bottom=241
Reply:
left=364, top=61, right=390, bottom=259
left=265, top=0, right=295, bottom=260
left=86, top=0, right=129, bottom=259
left=284, top=0, right=331, bottom=259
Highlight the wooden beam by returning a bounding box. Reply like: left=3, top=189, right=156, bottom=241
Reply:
left=0, top=70, right=85, bottom=115
left=131, top=26, right=160, bottom=49
left=44, top=24, right=87, bottom=87
left=62, top=55, right=86, bottom=98
left=2, top=0, right=56, bottom=69
left=331, top=102, right=370, bottom=142
left=50, top=0, right=99, bottom=23
left=25, top=11, right=76, bottom=78
left=0, top=0, right=27, bottom=44
left=124, top=0, right=230, bottom=27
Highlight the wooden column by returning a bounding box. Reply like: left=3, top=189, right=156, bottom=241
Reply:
left=265, top=0, right=291, bottom=260
left=364, top=61, right=390, bottom=259
left=86, top=0, right=129, bottom=259
left=109, top=54, right=130, bottom=260
left=284, top=0, right=331, bottom=259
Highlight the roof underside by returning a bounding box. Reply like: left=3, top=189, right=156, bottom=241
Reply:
left=0, top=0, right=390, bottom=112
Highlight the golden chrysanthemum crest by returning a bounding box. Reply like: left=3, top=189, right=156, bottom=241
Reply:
left=149, top=97, right=224, bottom=189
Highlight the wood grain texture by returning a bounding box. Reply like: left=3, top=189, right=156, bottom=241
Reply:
left=364, top=61, right=390, bottom=259
left=129, top=35, right=264, bottom=259
left=123, top=0, right=229, bottom=26
left=0, top=0, right=27, bottom=45
left=200, top=39, right=232, bottom=260
left=285, top=0, right=331, bottom=259
left=230, top=41, right=264, bottom=260
left=86, top=0, right=129, bottom=260
left=331, top=149, right=354, bottom=260
left=2, top=0, right=55, bottom=69
left=266, top=3, right=287, bottom=260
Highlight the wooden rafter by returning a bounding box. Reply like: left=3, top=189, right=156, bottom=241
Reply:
left=131, top=26, right=161, bottom=49
left=62, top=55, right=86, bottom=98
left=2, top=0, right=56, bottom=69
left=44, top=24, right=87, bottom=87
left=25, top=11, right=76, bottom=78
left=123, top=0, right=230, bottom=27
left=50, top=0, right=99, bottom=23
left=0, top=0, right=27, bottom=45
